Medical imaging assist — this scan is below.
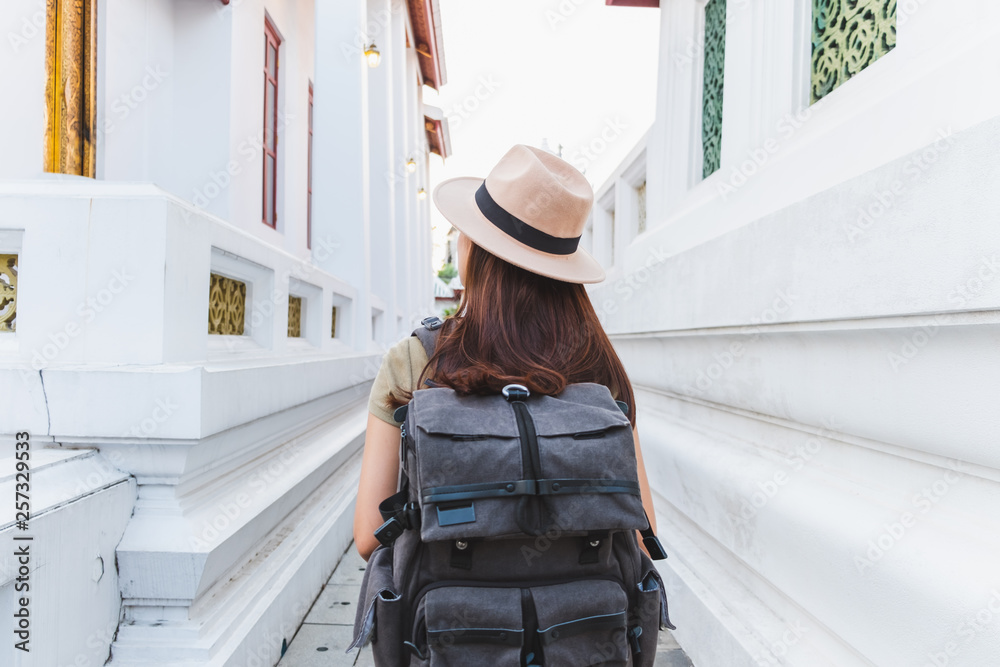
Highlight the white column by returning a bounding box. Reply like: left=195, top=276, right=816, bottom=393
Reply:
left=646, top=0, right=700, bottom=225
left=392, top=0, right=413, bottom=333
left=407, top=50, right=424, bottom=321
left=367, top=0, right=397, bottom=347
left=312, top=0, right=372, bottom=351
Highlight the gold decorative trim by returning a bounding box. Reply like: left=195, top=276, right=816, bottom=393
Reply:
left=208, top=273, right=246, bottom=335
left=0, top=255, right=18, bottom=333
left=288, top=296, right=302, bottom=338
left=45, top=0, right=96, bottom=177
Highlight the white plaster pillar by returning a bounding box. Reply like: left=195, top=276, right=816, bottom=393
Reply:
left=312, top=0, right=372, bottom=351
left=367, top=0, right=397, bottom=347
left=407, top=50, right=424, bottom=321
left=647, top=0, right=700, bottom=225
left=391, top=0, right=414, bottom=333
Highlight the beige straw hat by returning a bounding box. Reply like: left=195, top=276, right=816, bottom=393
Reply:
left=432, top=144, right=605, bottom=284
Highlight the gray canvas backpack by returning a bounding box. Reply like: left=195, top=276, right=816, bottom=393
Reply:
left=349, top=316, right=675, bottom=666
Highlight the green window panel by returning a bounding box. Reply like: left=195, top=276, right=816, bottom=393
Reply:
left=811, top=0, right=896, bottom=103
left=702, top=0, right=727, bottom=178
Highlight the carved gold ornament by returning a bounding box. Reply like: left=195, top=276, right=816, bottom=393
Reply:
left=288, top=296, right=302, bottom=338
left=208, top=273, right=246, bottom=335
left=0, top=255, right=17, bottom=333
left=45, top=0, right=96, bottom=177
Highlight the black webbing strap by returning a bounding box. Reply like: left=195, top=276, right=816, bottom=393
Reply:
left=449, top=539, right=474, bottom=569
left=373, top=490, right=420, bottom=547
left=640, top=509, right=668, bottom=560
left=536, top=478, right=641, bottom=495
left=423, top=479, right=536, bottom=504
left=422, top=478, right=640, bottom=505
left=538, top=611, right=628, bottom=645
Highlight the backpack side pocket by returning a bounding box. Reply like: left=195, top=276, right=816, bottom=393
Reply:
left=348, top=546, right=405, bottom=665
left=631, top=553, right=676, bottom=666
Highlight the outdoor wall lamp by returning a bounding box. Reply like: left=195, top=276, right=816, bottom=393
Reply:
left=406, top=158, right=417, bottom=173
left=364, top=43, right=381, bottom=68
left=417, top=188, right=427, bottom=200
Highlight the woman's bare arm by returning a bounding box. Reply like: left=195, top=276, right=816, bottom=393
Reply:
left=353, top=412, right=402, bottom=561
left=633, top=425, right=658, bottom=556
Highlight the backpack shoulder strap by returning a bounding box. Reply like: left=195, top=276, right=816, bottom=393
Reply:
left=411, top=315, right=444, bottom=360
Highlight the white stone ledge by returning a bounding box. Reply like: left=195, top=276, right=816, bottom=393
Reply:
left=640, top=393, right=1000, bottom=666
left=110, top=451, right=362, bottom=665
left=116, top=402, right=367, bottom=602
left=652, top=493, right=860, bottom=667
left=616, top=322, right=1000, bottom=472
left=2, top=353, right=379, bottom=441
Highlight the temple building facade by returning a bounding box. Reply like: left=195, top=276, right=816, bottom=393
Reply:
left=591, top=1, right=1000, bottom=665
left=0, top=0, right=449, bottom=664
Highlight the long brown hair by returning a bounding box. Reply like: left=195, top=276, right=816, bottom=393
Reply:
left=391, top=241, right=637, bottom=427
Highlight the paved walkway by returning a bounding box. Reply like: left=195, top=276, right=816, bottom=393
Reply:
left=277, top=543, right=694, bottom=666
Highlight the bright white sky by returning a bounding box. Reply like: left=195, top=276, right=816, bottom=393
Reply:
left=422, top=0, right=661, bottom=270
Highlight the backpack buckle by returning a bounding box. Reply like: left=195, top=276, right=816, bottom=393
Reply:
left=501, top=383, right=530, bottom=401
left=643, top=535, right=669, bottom=561
left=420, top=316, right=443, bottom=330
left=374, top=516, right=404, bottom=547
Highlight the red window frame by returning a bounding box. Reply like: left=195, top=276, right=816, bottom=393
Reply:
left=263, top=16, right=281, bottom=228
left=307, top=81, right=313, bottom=249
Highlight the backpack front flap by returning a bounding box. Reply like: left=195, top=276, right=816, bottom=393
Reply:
left=403, top=382, right=648, bottom=543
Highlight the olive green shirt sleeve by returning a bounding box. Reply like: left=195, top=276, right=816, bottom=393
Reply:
left=368, top=335, right=430, bottom=426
